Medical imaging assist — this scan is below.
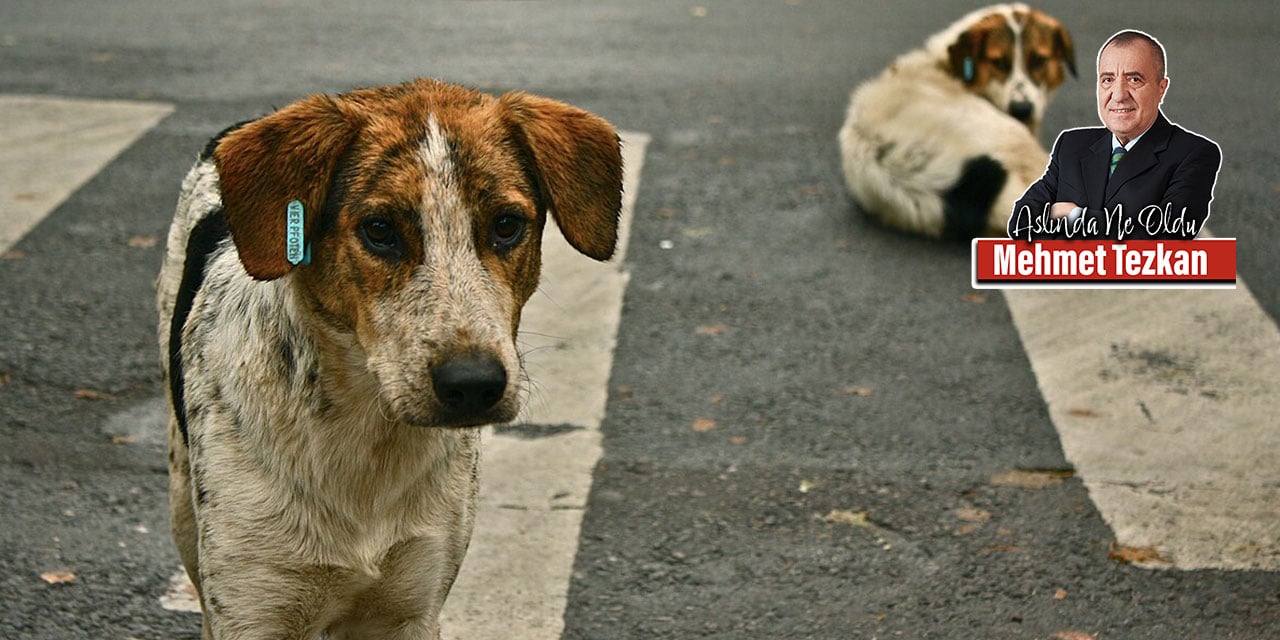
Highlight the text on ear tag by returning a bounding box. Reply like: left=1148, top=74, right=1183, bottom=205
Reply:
left=286, top=200, right=309, bottom=266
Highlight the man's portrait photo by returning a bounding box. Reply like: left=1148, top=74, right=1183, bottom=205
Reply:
left=1008, top=29, right=1222, bottom=241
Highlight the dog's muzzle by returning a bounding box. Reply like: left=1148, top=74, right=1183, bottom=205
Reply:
left=431, top=354, right=508, bottom=425
left=1008, top=100, right=1035, bottom=126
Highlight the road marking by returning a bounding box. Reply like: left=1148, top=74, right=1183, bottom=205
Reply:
left=0, top=95, right=173, bottom=252
left=1005, top=273, right=1280, bottom=570
left=440, top=131, right=648, bottom=638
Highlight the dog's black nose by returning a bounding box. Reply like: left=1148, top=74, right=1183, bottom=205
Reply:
left=432, top=355, right=507, bottom=416
left=1008, top=100, right=1035, bottom=125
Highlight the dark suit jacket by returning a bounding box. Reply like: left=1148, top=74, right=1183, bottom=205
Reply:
left=1008, top=112, right=1220, bottom=240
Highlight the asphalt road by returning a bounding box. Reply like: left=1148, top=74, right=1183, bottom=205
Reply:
left=1, top=1, right=1278, bottom=638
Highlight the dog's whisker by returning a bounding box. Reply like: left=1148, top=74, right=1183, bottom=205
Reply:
left=517, top=329, right=569, bottom=341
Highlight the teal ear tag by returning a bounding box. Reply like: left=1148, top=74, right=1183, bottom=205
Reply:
left=963, top=57, right=975, bottom=83
left=286, top=200, right=310, bottom=266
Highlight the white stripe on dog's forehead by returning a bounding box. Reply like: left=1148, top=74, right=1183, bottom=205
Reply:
left=411, top=112, right=509, bottom=336
left=417, top=114, right=474, bottom=259
left=420, top=114, right=454, bottom=180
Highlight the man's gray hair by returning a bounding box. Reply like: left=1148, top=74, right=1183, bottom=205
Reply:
left=1102, top=30, right=1167, bottom=79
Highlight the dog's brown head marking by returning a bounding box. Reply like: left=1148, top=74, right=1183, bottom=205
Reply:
left=943, top=4, right=1076, bottom=131
left=211, top=79, right=622, bottom=427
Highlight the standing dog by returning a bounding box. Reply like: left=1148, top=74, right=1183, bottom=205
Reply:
left=838, top=4, right=1076, bottom=240
left=156, top=79, right=622, bottom=639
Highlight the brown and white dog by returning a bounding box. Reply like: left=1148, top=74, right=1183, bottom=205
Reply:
left=156, top=79, right=622, bottom=639
left=838, top=4, right=1076, bottom=240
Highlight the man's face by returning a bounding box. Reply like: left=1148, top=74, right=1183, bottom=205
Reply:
left=1097, top=41, right=1168, bottom=145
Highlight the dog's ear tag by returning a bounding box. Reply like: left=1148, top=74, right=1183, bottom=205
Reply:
left=962, top=57, right=975, bottom=83
left=286, top=200, right=310, bottom=266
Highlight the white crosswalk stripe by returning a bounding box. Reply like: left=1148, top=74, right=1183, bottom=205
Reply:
left=1005, top=275, right=1280, bottom=570
left=0, top=95, right=172, bottom=253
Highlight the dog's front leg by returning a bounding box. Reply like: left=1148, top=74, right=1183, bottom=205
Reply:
left=323, top=534, right=471, bottom=640
left=195, top=554, right=350, bottom=640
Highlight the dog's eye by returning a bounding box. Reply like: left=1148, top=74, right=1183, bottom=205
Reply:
left=1027, top=53, right=1046, bottom=71
left=490, top=213, right=527, bottom=251
left=359, top=216, right=401, bottom=259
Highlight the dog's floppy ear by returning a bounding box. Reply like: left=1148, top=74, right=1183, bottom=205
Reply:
left=948, top=22, right=989, bottom=85
left=500, top=92, right=623, bottom=261
left=947, top=14, right=1012, bottom=85
left=1053, top=23, right=1078, bottom=78
left=213, top=94, right=359, bottom=280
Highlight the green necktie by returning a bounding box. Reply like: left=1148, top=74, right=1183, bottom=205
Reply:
left=1110, top=146, right=1126, bottom=177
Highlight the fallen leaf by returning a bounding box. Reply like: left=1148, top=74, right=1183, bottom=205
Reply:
left=75, top=389, right=116, bottom=401
left=841, top=386, right=874, bottom=397
left=989, top=469, right=1074, bottom=490
left=709, top=394, right=725, bottom=405
left=822, top=509, right=872, bottom=527
left=656, top=207, right=677, bottom=219
left=89, top=52, right=114, bottom=63
left=690, top=6, right=708, bottom=17
left=681, top=226, right=714, bottom=239
left=14, top=192, right=36, bottom=201
left=1, top=250, right=27, bottom=260
left=110, top=435, right=138, bottom=445
left=691, top=418, right=717, bottom=432
left=996, top=527, right=1015, bottom=537
left=695, top=324, right=728, bottom=336
left=717, top=156, right=735, bottom=166
left=962, top=293, right=987, bottom=304
left=40, top=571, right=77, bottom=585
left=798, top=479, right=817, bottom=493
left=1109, top=541, right=1168, bottom=565
left=1054, top=588, right=1069, bottom=601
left=952, top=524, right=978, bottom=536
left=128, top=235, right=157, bottom=248
left=955, top=506, right=991, bottom=523
left=1052, top=632, right=1096, bottom=640
left=1067, top=408, right=1105, bottom=418
left=729, top=435, right=748, bottom=445
left=0, top=372, right=9, bottom=389
left=614, top=385, right=633, bottom=399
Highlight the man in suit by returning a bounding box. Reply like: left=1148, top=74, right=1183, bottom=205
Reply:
left=1007, top=30, right=1221, bottom=241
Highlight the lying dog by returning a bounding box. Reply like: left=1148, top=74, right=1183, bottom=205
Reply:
left=156, top=79, right=622, bottom=639
left=838, top=3, right=1076, bottom=240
